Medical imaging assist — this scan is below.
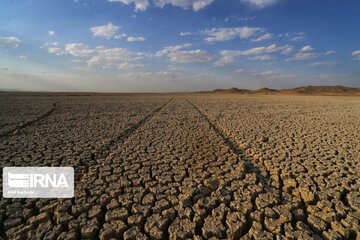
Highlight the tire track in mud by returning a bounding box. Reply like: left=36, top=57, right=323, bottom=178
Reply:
left=0, top=102, right=59, bottom=138
left=77, top=98, right=254, bottom=239
left=185, top=98, right=275, bottom=237
left=0, top=98, right=174, bottom=240
left=78, top=97, right=174, bottom=179
left=185, top=98, right=311, bottom=238
left=186, top=98, right=335, bottom=239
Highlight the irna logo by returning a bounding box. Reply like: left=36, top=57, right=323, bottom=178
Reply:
left=7, top=173, right=69, bottom=188
left=3, top=167, right=74, bottom=198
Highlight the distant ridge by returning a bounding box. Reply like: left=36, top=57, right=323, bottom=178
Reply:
left=252, top=87, right=278, bottom=94
left=281, top=85, right=360, bottom=95
left=213, top=87, right=251, bottom=94
left=205, top=85, right=360, bottom=96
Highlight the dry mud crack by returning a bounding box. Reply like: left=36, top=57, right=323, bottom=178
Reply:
left=0, top=94, right=359, bottom=240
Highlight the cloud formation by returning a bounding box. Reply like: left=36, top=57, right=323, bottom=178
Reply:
left=90, top=23, right=120, bottom=39
left=109, top=0, right=213, bottom=11
left=300, top=45, right=314, bottom=52
left=90, top=23, right=145, bottom=42
left=168, top=50, right=212, bottom=63
left=0, top=36, right=21, bottom=48
left=127, top=36, right=145, bottom=42
left=180, top=32, right=192, bottom=36
left=252, top=33, right=273, bottom=42
left=308, top=61, right=337, bottom=67
left=202, top=27, right=264, bottom=42
left=352, top=50, right=360, bottom=61
left=47, top=43, right=146, bottom=68
left=48, top=47, right=64, bottom=55
left=214, top=44, right=287, bottom=66
left=155, top=43, right=192, bottom=57
left=248, top=55, right=276, bottom=61
left=279, top=32, right=305, bottom=41
left=241, top=0, right=279, bottom=8
left=156, top=44, right=212, bottom=63
left=108, top=0, right=149, bottom=11
left=289, top=52, right=321, bottom=61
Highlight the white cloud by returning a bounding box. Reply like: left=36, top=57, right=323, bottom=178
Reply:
left=223, top=44, right=286, bottom=56
left=202, top=27, right=264, bottom=42
left=127, top=36, right=145, bottom=42
left=108, top=0, right=213, bottom=11
left=300, top=45, right=314, bottom=52
left=48, top=47, right=64, bottom=55
left=289, top=52, right=321, bottom=61
left=325, top=50, right=336, bottom=55
left=108, top=0, right=149, bottom=11
left=215, top=44, right=287, bottom=66
left=225, top=15, right=256, bottom=22
left=64, top=43, right=95, bottom=57
left=118, top=62, right=144, bottom=69
left=47, top=43, right=146, bottom=68
left=155, top=43, right=191, bottom=57
left=156, top=44, right=211, bottom=63
left=289, top=49, right=337, bottom=61
left=0, top=36, right=21, bottom=48
left=114, top=33, right=128, bottom=39
left=214, top=44, right=287, bottom=66
left=48, top=31, right=55, bottom=36
left=153, top=0, right=213, bottom=11
left=249, top=55, right=276, bottom=61
left=19, top=55, right=27, bottom=59
left=168, top=49, right=212, bottom=63
left=308, top=61, right=337, bottom=67
left=180, top=32, right=192, bottom=36
left=352, top=50, right=360, bottom=56
left=87, top=47, right=146, bottom=67
left=252, top=33, right=273, bottom=42
left=192, top=0, right=214, bottom=11
left=279, top=32, right=305, bottom=41
left=44, top=41, right=58, bottom=47
left=214, top=56, right=235, bottom=67
left=241, top=0, right=279, bottom=8
left=90, top=23, right=120, bottom=39
left=281, top=46, right=294, bottom=55
left=352, top=50, right=360, bottom=61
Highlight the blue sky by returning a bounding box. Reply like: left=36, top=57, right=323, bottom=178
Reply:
left=0, top=0, right=359, bottom=92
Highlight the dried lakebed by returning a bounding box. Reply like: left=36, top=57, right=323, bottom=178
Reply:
left=0, top=93, right=359, bottom=239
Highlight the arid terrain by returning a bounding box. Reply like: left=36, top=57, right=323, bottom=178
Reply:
left=0, top=93, right=359, bottom=239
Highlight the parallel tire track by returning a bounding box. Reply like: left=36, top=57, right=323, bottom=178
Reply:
left=0, top=102, right=59, bottom=138
left=77, top=98, right=174, bottom=179
left=185, top=98, right=280, bottom=237
left=186, top=98, right=330, bottom=238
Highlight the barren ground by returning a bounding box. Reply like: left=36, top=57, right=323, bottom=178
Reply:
left=0, top=93, right=359, bottom=239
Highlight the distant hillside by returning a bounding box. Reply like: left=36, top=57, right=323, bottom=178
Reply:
left=213, top=87, right=251, bottom=94
left=281, top=86, right=360, bottom=95
left=252, top=87, right=279, bottom=94
left=207, top=85, right=360, bottom=96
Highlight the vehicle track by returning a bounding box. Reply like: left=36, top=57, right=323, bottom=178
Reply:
left=1, top=98, right=174, bottom=239
left=185, top=98, right=279, bottom=236
left=2, top=96, right=358, bottom=239
left=77, top=98, right=174, bottom=179
left=0, top=102, right=59, bottom=138
left=186, top=97, right=351, bottom=239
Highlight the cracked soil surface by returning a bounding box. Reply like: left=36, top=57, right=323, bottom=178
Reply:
left=0, top=93, right=359, bottom=239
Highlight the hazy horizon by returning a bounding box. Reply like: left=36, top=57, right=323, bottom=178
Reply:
left=1, top=0, right=360, bottom=92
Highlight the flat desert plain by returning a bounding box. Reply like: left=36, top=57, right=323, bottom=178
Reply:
left=0, top=93, right=359, bottom=240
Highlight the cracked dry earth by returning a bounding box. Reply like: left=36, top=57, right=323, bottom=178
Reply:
left=0, top=93, right=359, bottom=240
